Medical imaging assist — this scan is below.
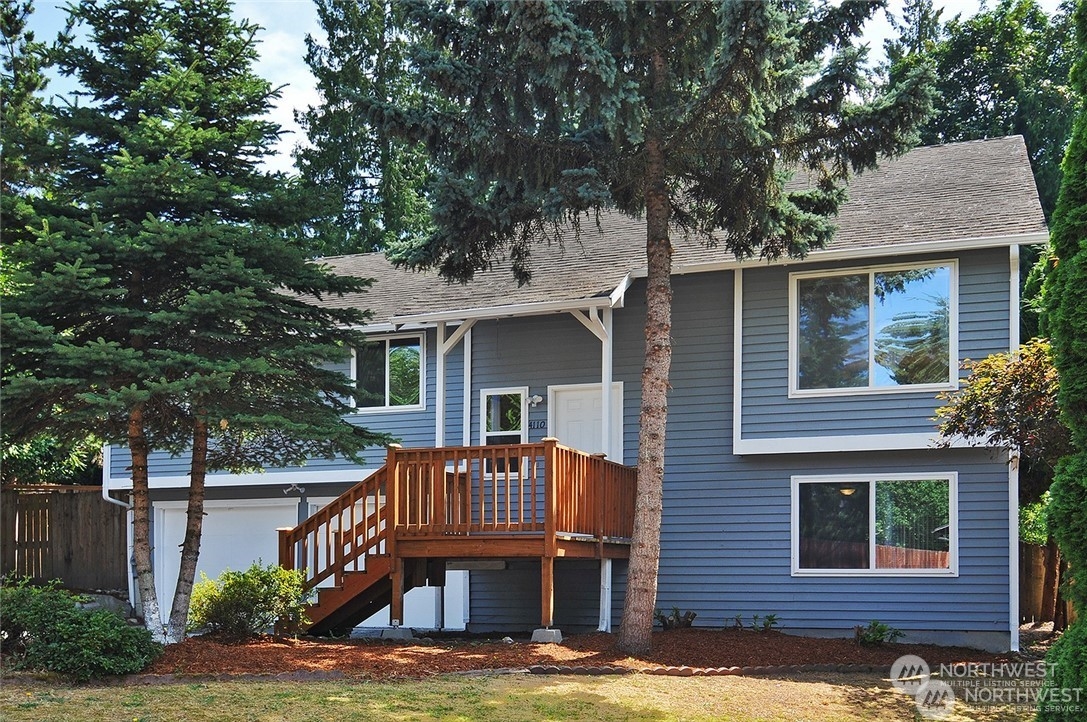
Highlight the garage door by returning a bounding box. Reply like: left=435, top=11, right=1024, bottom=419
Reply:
left=153, top=499, right=298, bottom=622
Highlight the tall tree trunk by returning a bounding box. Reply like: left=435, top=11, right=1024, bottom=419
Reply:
left=1041, top=536, right=1061, bottom=624
left=129, top=403, right=166, bottom=644
left=1053, top=557, right=1069, bottom=632
left=166, top=414, right=208, bottom=643
left=618, top=45, right=672, bottom=654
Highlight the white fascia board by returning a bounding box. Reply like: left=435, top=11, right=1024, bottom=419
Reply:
left=391, top=293, right=621, bottom=325
left=105, top=467, right=378, bottom=491
left=734, top=433, right=984, bottom=455
left=627, top=232, right=1050, bottom=279
left=348, top=321, right=438, bottom=334
left=609, top=272, right=634, bottom=307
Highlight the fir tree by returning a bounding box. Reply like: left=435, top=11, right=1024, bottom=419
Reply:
left=294, top=0, right=431, bottom=256
left=2, top=0, right=387, bottom=643
left=359, top=0, right=934, bottom=653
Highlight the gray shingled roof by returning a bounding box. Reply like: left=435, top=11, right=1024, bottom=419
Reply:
left=318, top=136, right=1046, bottom=324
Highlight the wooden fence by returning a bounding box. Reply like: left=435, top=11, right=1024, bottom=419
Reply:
left=0, top=486, right=128, bottom=593
left=1020, top=541, right=1076, bottom=626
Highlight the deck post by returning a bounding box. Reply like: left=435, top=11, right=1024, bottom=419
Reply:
left=387, top=444, right=402, bottom=554
left=390, top=556, right=405, bottom=627
left=277, top=527, right=293, bottom=570
left=543, top=437, right=558, bottom=556
left=598, top=558, right=613, bottom=632
left=540, top=555, right=554, bottom=627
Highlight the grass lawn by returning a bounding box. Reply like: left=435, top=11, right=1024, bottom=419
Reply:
left=0, top=671, right=1036, bottom=721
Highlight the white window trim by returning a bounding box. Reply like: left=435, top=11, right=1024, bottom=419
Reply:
left=790, top=472, right=959, bottom=578
left=349, top=332, right=427, bottom=413
left=787, top=259, right=959, bottom=398
left=479, top=387, right=529, bottom=445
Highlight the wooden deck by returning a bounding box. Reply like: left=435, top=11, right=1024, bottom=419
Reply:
left=278, top=439, right=636, bottom=633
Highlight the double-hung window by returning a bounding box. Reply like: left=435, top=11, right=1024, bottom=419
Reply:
left=354, top=334, right=423, bottom=410
left=791, top=474, right=957, bottom=576
left=790, top=262, right=957, bottom=395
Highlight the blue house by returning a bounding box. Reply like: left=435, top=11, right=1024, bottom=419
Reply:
left=105, top=136, right=1047, bottom=651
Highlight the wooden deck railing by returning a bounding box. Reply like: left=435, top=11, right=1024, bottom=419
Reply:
left=390, top=439, right=636, bottom=541
left=279, top=466, right=388, bottom=591
left=279, top=439, right=637, bottom=592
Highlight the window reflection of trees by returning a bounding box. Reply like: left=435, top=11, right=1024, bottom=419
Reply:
left=798, top=274, right=869, bottom=389
left=797, top=267, right=949, bottom=389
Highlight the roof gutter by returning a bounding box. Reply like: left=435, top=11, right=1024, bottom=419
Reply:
left=627, top=231, right=1049, bottom=279
left=383, top=231, right=1045, bottom=326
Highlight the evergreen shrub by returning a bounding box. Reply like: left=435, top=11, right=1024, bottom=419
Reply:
left=188, top=562, right=311, bottom=640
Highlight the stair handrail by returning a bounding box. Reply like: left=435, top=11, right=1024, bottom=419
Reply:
left=278, top=463, right=388, bottom=591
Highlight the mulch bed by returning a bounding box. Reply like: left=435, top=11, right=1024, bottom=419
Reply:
left=145, top=628, right=1013, bottom=681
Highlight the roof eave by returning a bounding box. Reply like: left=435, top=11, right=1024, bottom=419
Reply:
left=657, top=231, right=1050, bottom=278
left=390, top=289, right=625, bottom=326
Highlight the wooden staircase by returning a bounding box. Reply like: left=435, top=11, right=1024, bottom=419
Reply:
left=278, top=463, right=400, bottom=635
left=280, top=440, right=638, bottom=635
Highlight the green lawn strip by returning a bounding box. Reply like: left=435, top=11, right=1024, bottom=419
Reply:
left=0, top=672, right=1034, bottom=722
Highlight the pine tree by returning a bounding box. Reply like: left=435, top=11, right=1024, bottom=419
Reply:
left=359, top=0, right=934, bottom=653
left=1038, top=1, right=1087, bottom=714
left=1, top=0, right=57, bottom=247
left=294, top=0, right=431, bottom=256
left=2, top=0, right=387, bottom=643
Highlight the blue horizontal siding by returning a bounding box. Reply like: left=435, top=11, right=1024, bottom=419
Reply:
left=470, top=270, right=1011, bottom=640
left=740, top=248, right=1011, bottom=439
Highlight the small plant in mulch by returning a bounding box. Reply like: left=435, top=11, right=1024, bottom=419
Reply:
left=730, top=613, right=781, bottom=632
left=854, top=620, right=904, bottom=646
left=654, top=607, right=697, bottom=630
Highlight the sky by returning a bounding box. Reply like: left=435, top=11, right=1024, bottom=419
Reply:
left=26, top=0, right=1065, bottom=175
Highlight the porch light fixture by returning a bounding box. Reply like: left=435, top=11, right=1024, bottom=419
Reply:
left=839, top=486, right=856, bottom=497
left=528, top=394, right=544, bottom=407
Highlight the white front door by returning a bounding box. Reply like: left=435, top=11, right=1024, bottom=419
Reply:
left=548, top=383, right=623, bottom=460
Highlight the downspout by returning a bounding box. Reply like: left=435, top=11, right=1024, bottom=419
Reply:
left=100, top=444, right=130, bottom=508
left=1008, top=244, right=1021, bottom=652
left=599, top=308, right=615, bottom=632
left=101, top=444, right=137, bottom=616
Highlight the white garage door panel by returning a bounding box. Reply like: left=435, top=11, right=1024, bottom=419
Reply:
left=154, top=501, right=298, bottom=622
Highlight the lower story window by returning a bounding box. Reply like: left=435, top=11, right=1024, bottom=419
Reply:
left=792, top=474, right=957, bottom=576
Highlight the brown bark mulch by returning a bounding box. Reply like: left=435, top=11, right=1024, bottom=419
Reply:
left=145, top=627, right=1012, bottom=681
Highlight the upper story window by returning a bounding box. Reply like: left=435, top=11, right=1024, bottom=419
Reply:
left=354, top=334, right=423, bottom=410
left=791, top=474, right=957, bottom=577
left=789, top=261, right=957, bottom=396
